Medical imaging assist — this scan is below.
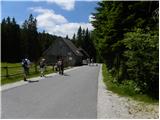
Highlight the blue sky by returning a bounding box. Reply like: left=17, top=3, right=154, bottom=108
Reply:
left=1, top=0, right=99, bottom=38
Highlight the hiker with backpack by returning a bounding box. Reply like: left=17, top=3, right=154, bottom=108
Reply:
left=22, top=58, right=30, bottom=81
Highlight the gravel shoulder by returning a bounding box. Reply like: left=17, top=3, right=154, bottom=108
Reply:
left=97, top=64, right=159, bottom=119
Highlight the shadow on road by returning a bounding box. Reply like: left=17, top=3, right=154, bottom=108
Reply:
left=28, top=80, right=39, bottom=83
left=58, top=73, right=70, bottom=76
left=63, top=73, right=70, bottom=76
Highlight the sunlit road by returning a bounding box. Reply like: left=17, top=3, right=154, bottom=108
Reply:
left=1, top=65, right=100, bottom=119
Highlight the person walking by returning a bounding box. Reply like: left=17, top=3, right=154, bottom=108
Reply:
left=54, top=62, right=58, bottom=72
left=91, top=58, right=94, bottom=66
left=57, top=58, right=64, bottom=75
left=39, top=58, right=46, bottom=77
left=60, top=59, right=64, bottom=75
left=22, top=58, right=30, bottom=81
left=87, top=58, right=90, bottom=66
left=57, top=59, right=61, bottom=74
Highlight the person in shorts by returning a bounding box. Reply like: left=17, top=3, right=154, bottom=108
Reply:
left=39, top=58, right=46, bottom=77
left=22, top=58, right=30, bottom=81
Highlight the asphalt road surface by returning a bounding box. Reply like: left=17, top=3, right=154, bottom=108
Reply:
left=1, top=65, right=100, bottom=119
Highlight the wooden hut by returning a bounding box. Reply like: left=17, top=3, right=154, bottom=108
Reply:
left=43, top=38, right=83, bottom=66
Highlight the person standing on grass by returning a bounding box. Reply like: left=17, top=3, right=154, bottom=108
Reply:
left=22, top=58, right=30, bottom=81
left=39, top=58, right=46, bottom=77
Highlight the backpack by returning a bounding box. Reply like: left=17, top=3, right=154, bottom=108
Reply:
left=22, top=59, right=28, bottom=68
left=40, top=61, right=45, bottom=68
left=58, top=60, right=62, bottom=66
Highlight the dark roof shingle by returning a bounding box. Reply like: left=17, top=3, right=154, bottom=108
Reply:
left=62, top=39, right=83, bottom=56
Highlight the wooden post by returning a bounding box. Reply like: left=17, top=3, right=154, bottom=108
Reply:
left=5, top=67, right=9, bottom=77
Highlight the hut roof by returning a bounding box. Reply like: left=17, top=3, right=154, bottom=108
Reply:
left=62, top=39, right=83, bottom=56
left=78, top=47, right=90, bottom=58
left=43, top=37, right=83, bottom=57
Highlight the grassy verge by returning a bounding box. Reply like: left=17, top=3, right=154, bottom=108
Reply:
left=1, top=69, right=54, bottom=85
left=1, top=62, right=55, bottom=85
left=102, top=64, right=158, bottom=104
left=1, top=68, right=54, bottom=85
left=1, top=62, right=71, bottom=85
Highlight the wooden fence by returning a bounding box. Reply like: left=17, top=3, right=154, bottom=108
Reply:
left=1, top=65, right=53, bottom=78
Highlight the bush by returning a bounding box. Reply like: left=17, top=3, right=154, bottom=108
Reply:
left=102, top=64, right=158, bottom=103
left=122, top=29, right=159, bottom=99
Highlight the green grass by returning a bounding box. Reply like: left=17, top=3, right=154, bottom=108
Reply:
left=102, top=64, right=158, bottom=104
left=1, top=62, right=21, bottom=67
left=1, top=62, right=71, bottom=85
left=1, top=62, right=55, bottom=85
left=1, top=63, right=22, bottom=76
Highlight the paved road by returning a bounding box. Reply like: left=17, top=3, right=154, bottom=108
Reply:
left=1, top=65, right=100, bottom=119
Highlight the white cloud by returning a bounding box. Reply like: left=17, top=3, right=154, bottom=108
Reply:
left=30, top=7, right=94, bottom=38
left=33, top=0, right=75, bottom=11
left=29, top=7, right=67, bottom=25
left=46, top=23, right=93, bottom=38
left=47, top=0, right=75, bottom=11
